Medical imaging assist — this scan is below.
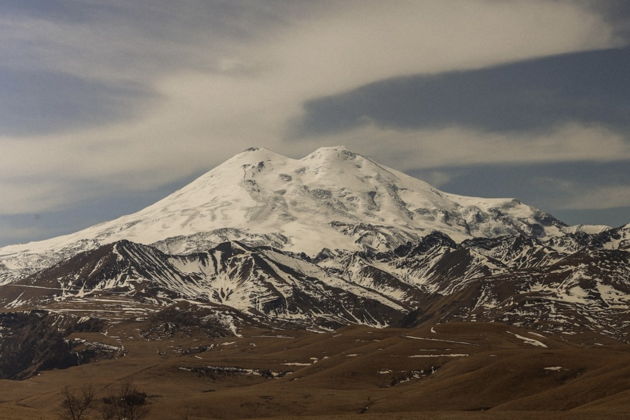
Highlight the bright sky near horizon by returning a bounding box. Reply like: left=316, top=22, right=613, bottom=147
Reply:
left=0, top=0, right=629, bottom=246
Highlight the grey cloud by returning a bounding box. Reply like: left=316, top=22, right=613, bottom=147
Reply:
left=0, top=68, right=153, bottom=136
left=0, top=172, right=202, bottom=246
left=553, top=206, right=630, bottom=228
left=294, top=47, right=630, bottom=136
left=0, top=0, right=107, bottom=22
left=0, top=1, right=327, bottom=136
left=584, top=0, right=630, bottom=40
left=410, top=160, right=630, bottom=227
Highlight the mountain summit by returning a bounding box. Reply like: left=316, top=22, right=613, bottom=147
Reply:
left=1, top=146, right=566, bottom=282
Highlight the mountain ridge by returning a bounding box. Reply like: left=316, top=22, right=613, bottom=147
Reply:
left=2, top=229, right=628, bottom=340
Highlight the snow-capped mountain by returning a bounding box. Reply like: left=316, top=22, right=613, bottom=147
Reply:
left=0, top=146, right=628, bottom=342
left=0, top=146, right=568, bottom=284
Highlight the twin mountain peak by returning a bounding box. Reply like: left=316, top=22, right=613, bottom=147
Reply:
left=1, top=145, right=572, bottom=261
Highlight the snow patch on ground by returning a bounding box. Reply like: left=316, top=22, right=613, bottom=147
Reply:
left=404, top=336, right=472, bottom=345
left=507, top=331, right=547, bottom=348
left=409, top=354, right=468, bottom=358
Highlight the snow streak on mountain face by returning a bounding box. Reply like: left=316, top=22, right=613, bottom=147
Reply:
left=0, top=146, right=567, bottom=282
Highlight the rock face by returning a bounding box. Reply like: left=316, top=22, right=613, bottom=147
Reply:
left=0, top=311, right=120, bottom=379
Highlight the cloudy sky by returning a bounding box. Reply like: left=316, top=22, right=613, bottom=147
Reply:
left=0, top=0, right=629, bottom=246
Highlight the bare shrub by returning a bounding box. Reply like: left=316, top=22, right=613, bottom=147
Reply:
left=100, top=382, right=149, bottom=420
left=59, top=385, right=94, bottom=420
